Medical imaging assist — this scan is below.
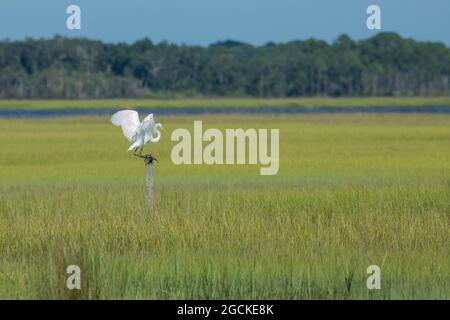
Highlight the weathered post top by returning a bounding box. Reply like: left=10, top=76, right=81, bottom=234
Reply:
left=134, top=153, right=158, bottom=165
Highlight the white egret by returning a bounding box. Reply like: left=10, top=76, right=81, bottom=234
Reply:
left=111, top=110, right=162, bottom=153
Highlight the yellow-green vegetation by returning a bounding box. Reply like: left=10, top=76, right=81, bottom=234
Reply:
left=1, top=97, right=450, bottom=110
left=0, top=114, right=449, bottom=299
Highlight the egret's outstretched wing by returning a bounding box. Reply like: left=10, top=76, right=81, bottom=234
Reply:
left=111, top=110, right=140, bottom=142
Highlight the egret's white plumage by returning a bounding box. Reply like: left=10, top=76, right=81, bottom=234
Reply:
left=111, top=110, right=162, bottom=152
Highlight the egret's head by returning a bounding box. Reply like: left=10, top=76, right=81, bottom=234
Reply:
left=143, top=113, right=154, bottom=122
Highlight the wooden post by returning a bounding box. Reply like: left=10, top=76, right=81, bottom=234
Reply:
left=134, top=154, right=158, bottom=208
left=145, top=157, right=154, bottom=207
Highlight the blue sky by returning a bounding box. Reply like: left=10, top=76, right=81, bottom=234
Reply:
left=0, top=0, right=449, bottom=46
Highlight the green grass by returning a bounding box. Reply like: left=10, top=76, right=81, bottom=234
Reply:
left=0, top=114, right=449, bottom=299
left=0, top=97, right=450, bottom=109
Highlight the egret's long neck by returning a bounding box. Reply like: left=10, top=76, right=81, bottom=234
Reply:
left=151, top=123, right=162, bottom=142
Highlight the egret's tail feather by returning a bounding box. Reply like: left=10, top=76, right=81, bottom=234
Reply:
left=127, top=145, right=136, bottom=152
left=127, top=141, right=140, bottom=152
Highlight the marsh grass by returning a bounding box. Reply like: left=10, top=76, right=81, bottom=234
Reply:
left=1, top=97, right=450, bottom=110
left=0, top=114, right=448, bottom=299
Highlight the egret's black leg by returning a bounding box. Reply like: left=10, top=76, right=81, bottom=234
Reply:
left=134, top=147, right=138, bottom=154
left=140, top=147, right=144, bottom=155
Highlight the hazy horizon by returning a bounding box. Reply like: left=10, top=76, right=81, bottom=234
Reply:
left=0, top=0, right=449, bottom=46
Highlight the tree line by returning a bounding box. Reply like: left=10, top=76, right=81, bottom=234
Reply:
left=0, top=32, right=449, bottom=99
